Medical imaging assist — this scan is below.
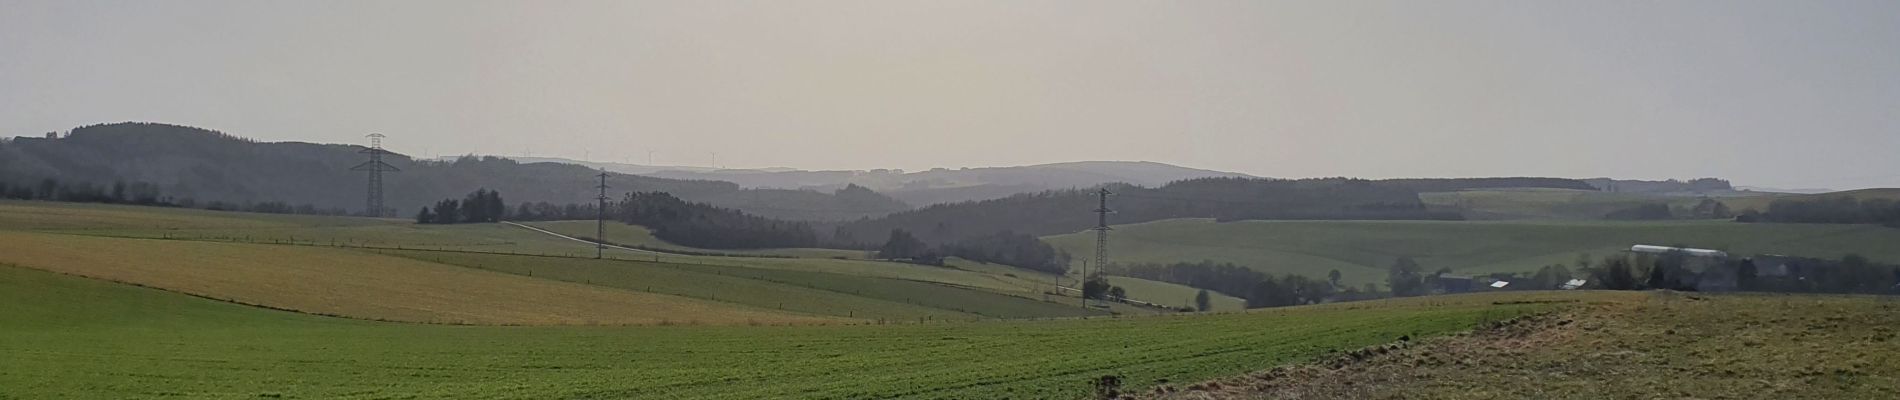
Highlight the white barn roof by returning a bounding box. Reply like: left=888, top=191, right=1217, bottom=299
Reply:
left=1630, top=245, right=1728, bottom=258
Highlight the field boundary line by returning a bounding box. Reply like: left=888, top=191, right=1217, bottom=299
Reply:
left=502, top=221, right=667, bottom=256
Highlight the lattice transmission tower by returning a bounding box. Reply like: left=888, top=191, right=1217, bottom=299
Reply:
left=596, top=169, right=610, bottom=259
left=1092, top=188, right=1114, bottom=271
left=350, top=133, right=400, bottom=217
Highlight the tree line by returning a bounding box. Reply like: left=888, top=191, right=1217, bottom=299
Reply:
left=832, top=177, right=1469, bottom=248
left=1568, top=251, right=1899, bottom=294
left=1737, top=196, right=1900, bottom=227
left=0, top=176, right=348, bottom=216
left=476, top=190, right=822, bottom=249
left=415, top=189, right=506, bottom=224
left=872, top=228, right=1072, bottom=274
left=1111, top=261, right=1356, bottom=309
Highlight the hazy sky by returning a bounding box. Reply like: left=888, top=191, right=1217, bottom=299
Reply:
left=3, top=1, right=1897, bottom=189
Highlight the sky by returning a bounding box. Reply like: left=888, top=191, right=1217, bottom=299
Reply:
left=3, top=0, right=1897, bottom=189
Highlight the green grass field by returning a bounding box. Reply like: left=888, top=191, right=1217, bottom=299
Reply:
left=0, top=264, right=1564, bottom=399
left=375, top=249, right=1098, bottom=320
left=1718, top=188, right=1900, bottom=213
left=1045, top=218, right=1900, bottom=287
left=523, top=220, right=869, bottom=259
left=0, top=201, right=1100, bottom=324
left=0, top=231, right=834, bottom=325
left=1419, top=188, right=1712, bottom=220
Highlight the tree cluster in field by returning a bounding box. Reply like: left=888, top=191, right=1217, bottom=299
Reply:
left=1584, top=177, right=1733, bottom=193
left=1570, top=252, right=1900, bottom=294
left=614, top=191, right=820, bottom=249
left=469, top=190, right=820, bottom=249
left=415, top=189, right=506, bottom=224
left=832, top=177, right=1474, bottom=247
left=1736, top=196, right=1900, bottom=227
left=1602, top=198, right=1733, bottom=221
left=871, top=228, right=1071, bottom=274
left=1111, top=261, right=1352, bottom=309
left=1080, top=274, right=1126, bottom=303
left=0, top=176, right=348, bottom=216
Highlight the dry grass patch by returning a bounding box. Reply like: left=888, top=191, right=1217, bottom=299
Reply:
left=0, top=231, right=835, bottom=326
left=1144, top=291, right=1900, bottom=400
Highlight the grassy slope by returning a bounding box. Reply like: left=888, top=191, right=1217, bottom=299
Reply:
left=1719, top=188, right=1900, bottom=213
left=1046, top=218, right=1900, bottom=287
left=1150, top=292, right=1900, bottom=399
left=376, top=250, right=1099, bottom=320
left=524, top=220, right=868, bottom=259
left=1, top=201, right=1057, bottom=296
left=1419, top=188, right=1712, bottom=220
left=0, top=200, right=1094, bottom=321
left=1107, top=276, right=1249, bottom=312
left=0, top=231, right=830, bottom=325
left=0, top=264, right=1564, bottom=399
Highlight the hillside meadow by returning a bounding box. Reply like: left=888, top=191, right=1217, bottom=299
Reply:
left=1045, top=218, right=1900, bottom=287
left=0, top=200, right=1107, bottom=320
left=0, top=231, right=833, bottom=325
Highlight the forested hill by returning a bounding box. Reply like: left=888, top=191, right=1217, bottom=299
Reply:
left=830, top=178, right=1415, bottom=245
left=0, top=123, right=909, bottom=220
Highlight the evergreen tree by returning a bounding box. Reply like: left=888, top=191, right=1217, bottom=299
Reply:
left=1387, top=257, right=1426, bottom=297
left=877, top=229, right=928, bottom=260
left=415, top=207, right=435, bottom=224
left=1736, top=258, right=1759, bottom=291
left=1194, top=289, right=1212, bottom=312
left=433, top=199, right=460, bottom=224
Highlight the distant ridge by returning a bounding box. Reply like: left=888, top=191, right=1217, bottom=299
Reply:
left=513, top=156, right=1255, bottom=206
left=0, top=122, right=908, bottom=220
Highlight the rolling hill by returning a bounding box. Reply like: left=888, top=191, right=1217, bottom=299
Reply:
left=1, top=122, right=908, bottom=220
left=1043, top=218, right=1900, bottom=287
left=0, top=200, right=1099, bottom=322
left=1719, top=187, right=1900, bottom=213
left=526, top=156, right=1257, bottom=206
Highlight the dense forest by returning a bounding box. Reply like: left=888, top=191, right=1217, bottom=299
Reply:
left=497, top=191, right=821, bottom=249
left=0, top=123, right=910, bottom=220
left=614, top=191, right=821, bottom=249
left=1379, top=177, right=1596, bottom=192
left=0, top=176, right=351, bottom=216
left=415, top=189, right=507, bottom=224
left=1737, top=196, right=1900, bottom=227
left=870, top=228, right=1071, bottom=274
left=1583, top=177, right=1734, bottom=193
left=1111, top=261, right=1346, bottom=309
left=829, top=176, right=1512, bottom=246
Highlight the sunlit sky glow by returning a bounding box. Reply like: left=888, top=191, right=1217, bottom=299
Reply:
left=3, top=0, right=1897, bottom=189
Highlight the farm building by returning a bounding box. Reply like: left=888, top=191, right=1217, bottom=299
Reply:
left=1630, top=245, right=1728, bottom=258
left=1434, top=274, right=1474, bottom=294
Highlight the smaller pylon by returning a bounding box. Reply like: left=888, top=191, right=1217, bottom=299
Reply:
left=595, top=169, right=610, bottom=259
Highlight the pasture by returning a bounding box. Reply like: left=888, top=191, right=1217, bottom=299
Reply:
left=0, top=264, right=1569, bottom=399
left=0, top=231, right=831, bottom=325
left=1418, top=188, right=1708, bottom=220
left=1045, top=218, right=1900, bottom=287
left=1718, top=187, right=1900, bottom=212
left=0, top=200, right=1091, bottom=321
